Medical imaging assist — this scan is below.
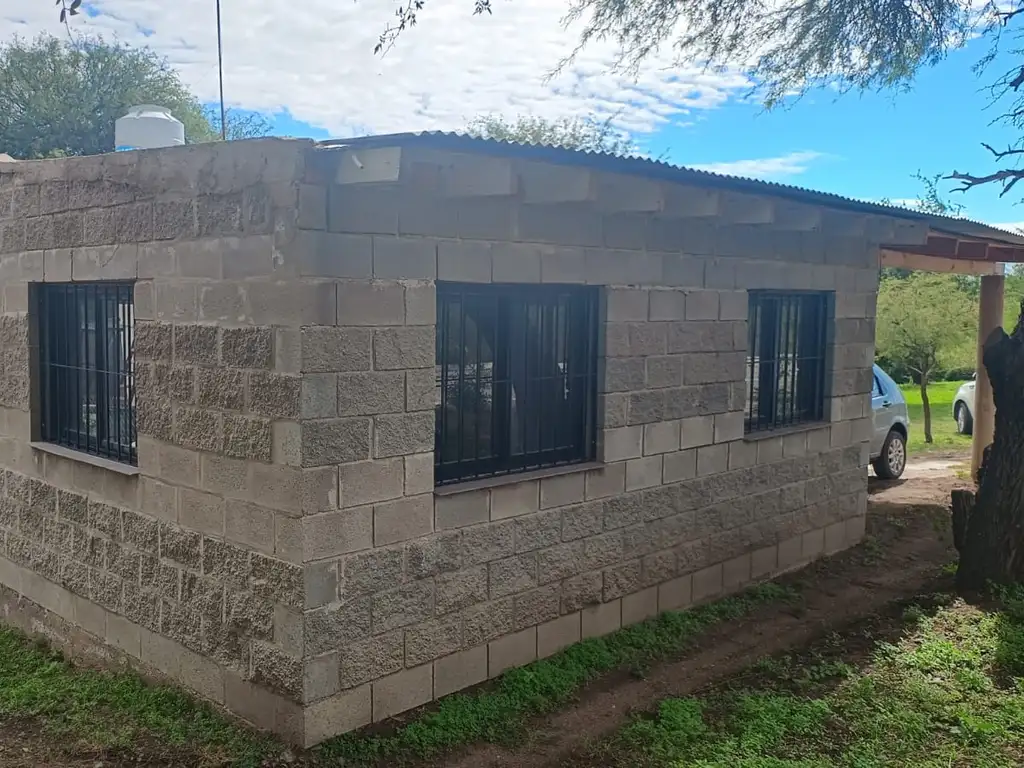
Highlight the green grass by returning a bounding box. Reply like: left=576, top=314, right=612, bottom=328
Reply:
left=605, top=588, right=1024, bottom=768
left=0, top=629, right=275, bottom=766
left=0, top=583, right=797, bottom=766
left=899, top=380, right=972, bottom=456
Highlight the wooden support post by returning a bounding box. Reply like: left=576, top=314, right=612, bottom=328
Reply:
left=972, top=274, right=1005, bottom=480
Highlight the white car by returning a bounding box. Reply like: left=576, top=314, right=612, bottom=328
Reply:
left=953, top=374, right=976, bottom=435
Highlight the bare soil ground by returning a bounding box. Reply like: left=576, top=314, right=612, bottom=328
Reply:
left=0, top=456, right=965, bottom=767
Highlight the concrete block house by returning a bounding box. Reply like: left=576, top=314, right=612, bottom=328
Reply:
left=0, top=134, right=1017, bottom=745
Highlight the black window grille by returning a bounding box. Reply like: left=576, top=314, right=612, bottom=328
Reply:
left=35, top=282, right=137, bottom=465
left=745, top=290, right=830, bottom=433
left=435, top=283, right=599, bottom=486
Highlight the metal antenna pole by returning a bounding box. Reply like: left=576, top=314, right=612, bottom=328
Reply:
left=216, top=0, right=227, bottom=140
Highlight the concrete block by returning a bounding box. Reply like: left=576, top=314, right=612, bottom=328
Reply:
left=337, top=371, right=405, bottom=417
left=302, top=418, right=371, bottom=467
left=539, top=245, right=587, bottom=283
left=491, top=242, right=541, bottom=282
left=374, top=411, right=434, bottom=458
left=802, top=527, right=825, bottom=559
left=340, top=459, right=404, bottom=508
left=225, top=500, right=275, bottom=555
left=404, top=452, right=435, bottom=495
left=437, top=240, right=492, bottom=282
left=373, top=326, right=435, bottom=371
left=728, top=440, right=757, bottom=470
left=756, top=436, right=784, bottom=464
left=301, top=328, right=371, bottom=374
left=180, top=647, right=225, bottom=704
left=824, top=521, right=846, bottom=554
left=646, top=355, right=683, bottom=389
left=685, top=290, right=719, bottom=320
left=374, top=494, right=434, bottom=546
left=714, top=412, right=745, bottom=443
left=625, top=455, right=662, bottom=491
left=643, top=420, right=680, bottom=455
left=540, top=472, right=586, bottom=509
left=751, top=545, right=778, bottom=579
left=488, top=626, right=537, bottom=678
left=718, top=290, right=748, bottom=321
left=845, top=514, right=866, bottom=544
left=405, top=368, right=435, bottom=412
left=106, top=612, right=141, bottom=658
left=537, top=612, right=581, bottom=659
left=783, top=431, right=808, bottom=458
left=680, top=415, right=715, bottom=449
left=606, top=288, right=649, bottom=322
left=435, top=490, right=489, bottom=530
left=303, top=507, right=373, bottom=560
left=303, top=653, right=341, bottom=703
left=336, top=280, right=406, bottom=326
left=305, top=685, right=372, bottom=746
left=293, top=230, right=373, bottom=278
left=247, top=280, right=337, bottom=326
left=405, top=282, right=436, bottom=325
left=490, top=480, right=539, bottom=521
left=602, top=357, right=646, bottom=393
left=722, top=553, right=751, bottom=590
left=581, top=599, right=621, bottom=639
left=602, top=425, right=643, bottom=462
left=648, top=290, right=686, bottom=321
left=302, top=374, right=338, bottom=419
left=371, top=664, right=433, bottom=722
left=696, top=443, right=729, bottom=477
left=662, top=449, right=696, bottom=483
left=584, top=463, right=626, bottom=500
left=777, top=536, right=803, bottom=571
left=434, top=645, right=488, bottom=698
left=687, top=565, right=722, bottom=607
left=372, top=236, right=437, bottom=279
left=622, top=586, right=659, bottom=626
left=405, top=615, right=465, bottom=666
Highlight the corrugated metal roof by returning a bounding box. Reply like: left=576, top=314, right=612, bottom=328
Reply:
left=320, top=131, right=1024, bottom=248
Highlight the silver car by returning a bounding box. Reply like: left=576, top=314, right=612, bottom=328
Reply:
left=870, top=364, right=910, bottom=479
left=953, top=374, right=976, bottom=435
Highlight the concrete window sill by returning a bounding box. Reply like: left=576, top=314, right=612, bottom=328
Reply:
left=435, top=461, right=603, bottom=497
left=742, top=421, right=831, bottom=442
left=30, top=442, right=141, bottom=477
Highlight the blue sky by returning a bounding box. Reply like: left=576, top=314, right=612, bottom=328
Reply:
left=5, top=0, right=1024, bottom=228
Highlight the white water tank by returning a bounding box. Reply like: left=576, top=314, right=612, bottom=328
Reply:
left=114, top=105, right=185, bottom=152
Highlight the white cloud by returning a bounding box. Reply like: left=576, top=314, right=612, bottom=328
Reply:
left=1, top=0, right=752, bottom=139
left=688, top=150, right=825, bottom=180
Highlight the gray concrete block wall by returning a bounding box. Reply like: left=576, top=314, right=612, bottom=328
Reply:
left=289, top=148, right=878, bottom=745
left=0, top=141, right=881, bottom=747
left=0, top=140, right=318, bottom=741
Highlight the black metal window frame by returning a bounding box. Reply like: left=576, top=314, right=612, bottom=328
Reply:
left=435, top=282, right=599, bottom=486
left=745, top=289, right=832, bottom=434
left=34, top=281, right=137, bottom=465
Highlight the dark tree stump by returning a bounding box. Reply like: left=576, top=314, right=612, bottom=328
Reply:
left=955, top=301, right=1024, bottom=591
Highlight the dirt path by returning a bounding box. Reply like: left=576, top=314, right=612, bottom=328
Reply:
left=440, top=457, right=963, bottom=768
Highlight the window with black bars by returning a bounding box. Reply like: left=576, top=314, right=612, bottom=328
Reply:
left=35, top=282, right=137, bottom=465
left=435, top=283, right=599, bottom=486
left=745, top=290, right=831, bottom=433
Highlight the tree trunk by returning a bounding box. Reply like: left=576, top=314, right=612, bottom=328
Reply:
left=955, top=300, right=1024, bottom=590
left=920, top=375, right=933, bottom=444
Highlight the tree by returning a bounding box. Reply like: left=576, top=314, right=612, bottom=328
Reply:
left=465, top=114, right=636, bottom=156
left=876, top=273, right=977, bottom=443
left=0, top=35, right=269, bottom=160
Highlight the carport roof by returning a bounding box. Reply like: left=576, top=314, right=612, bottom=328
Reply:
left=322, top=131, right=1024, bottom=256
